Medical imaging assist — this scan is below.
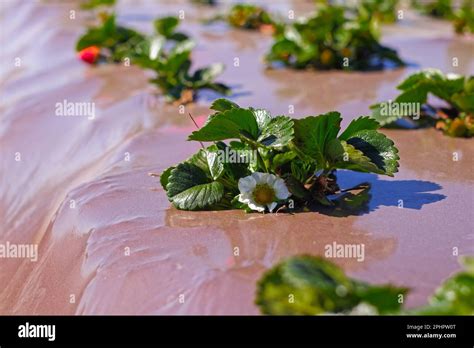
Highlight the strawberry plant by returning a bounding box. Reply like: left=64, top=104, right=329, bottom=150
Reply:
left=156, top=99, right=399, bottom=212
left=132, top=18, right=230, bottom=103
left=76, top=15, right=230, bottom=103
left=317, top=0, right=399, bottom=23
left=226, top=3, right=274, bottom=30
left=412, top=0, right=453, bottom=18
left=256, top=255, right=474, bottom=315
left=453, top=0, right=474, bottom=34
left=206, top=3, right=275, bottom=33
left=358, top=0, right=400, bottom=23
left=266, top=4, right=405, bottom=70
left=257, top=255, right=407, bottom=315
left=370, top=69, right=474, bottom=138
left=412, top=0, right=474, bottom=34
left=76, top=14, right=145, bottom=63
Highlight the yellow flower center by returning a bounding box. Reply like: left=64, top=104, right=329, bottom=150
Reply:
left=253, top=184, right=276, bottom=205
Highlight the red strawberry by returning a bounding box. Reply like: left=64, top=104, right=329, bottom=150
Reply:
left=78, top=46, right=100, bottom=64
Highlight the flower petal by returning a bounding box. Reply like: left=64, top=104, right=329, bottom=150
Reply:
left=238, top=193, right=252, bottom=205
left=265, top=174, right=277, bottom=186
left=238, top=176, right=256, bottom=193
left=248, top=201, right=265, bottom=212
left=251, top=172, right=266, bottom=184
left=274, top=178, right=290, bottom=199
left=267, top=202, right=278, bottom=212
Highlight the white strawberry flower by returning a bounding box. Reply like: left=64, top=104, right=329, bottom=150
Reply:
left=238, top=172, right=291, bottom=212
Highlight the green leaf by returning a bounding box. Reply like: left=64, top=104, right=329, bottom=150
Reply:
left=204, top=82, right=231, bottom=95
left=76, top=27, right=108, bottom=51
left=293, top=112, right=342, bottom=167
left=210, top=98, right=239, bottom=112
left=223, top=141, right=253, bottom=179
left=175, top=147, right=221, bottom=174
left=394, top=87, right=429, bottom=104
left=256, top=256, right=359, bottom=315
left=256, top=256, right=409, bottom=315
left=76, top=38, right=98, bottom=53
left=257, top=116, right=294, bottom=148
left=166, top=162, right=224, bottom=210
left=205, top=146, right=225, bottom=180
left=147, top=37, right=165, bottom=60
left=460, top=255, right=474, bottom=274
left=168, top=32, right=189, bottom=42
left=189, top=105, right=292, bottom=148
left=370, top=86, right=429, bottom=126
left=427, top=273, right=474, bottom=315
left=346, top=130, right=399, bottom=176
left=188, top=108, right=259, bottom=142
left=290, top=159, right=316, bottom=183
left=130, top=36, right=165, bottom=68
left=191, top=63, right=225, bottom=86
left=369, top=102, right=403, bottom=126
left=396, top=69, right=443, bottom=90
left=355, top=283, right=408, bottom=314
left=267, top=39, right=299, bottom=63
left=283, top=25, right=306, bottom=47
left=271, top=151, right=297, bottom=170
left=437, top=73, right=465, bottom=97
left=451, top=93, right=474, bottom=113
left=154, top=16, right=179, bottom=38
left=163, top=41, right=195, bottom=75
left=396, top=69, right=465, bottom=101
left=251, top=108, right=272, bottom=129
left=159, top=166, right=175, bottom=190
left=169, top=39, right=195, bottom=57
left=339, top=116, right=380, bottom=141
left=327, top=139, right=384, bottom=174
left=256, top=255, right=409, bottom=315
left=80, top=0, right=115, bottom=10
left=281, top=256, right=353, bottom=290
left=465, top=77, right=474, bottom=94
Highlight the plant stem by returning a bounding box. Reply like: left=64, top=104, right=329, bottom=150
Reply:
left=188, top=113, right=205, bottom=149
left=256, top=148, right=269, bottom=173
